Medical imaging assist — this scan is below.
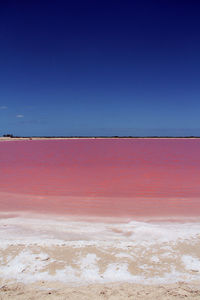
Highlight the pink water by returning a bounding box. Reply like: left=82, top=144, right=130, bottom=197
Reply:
left=0, top=139, right=200, bottom=217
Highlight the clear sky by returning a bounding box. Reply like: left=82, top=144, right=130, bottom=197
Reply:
left=0, top=1, right=200, bottom=136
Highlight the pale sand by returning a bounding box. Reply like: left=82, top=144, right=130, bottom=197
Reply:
left=0, top=137, right=198, bottom=142
left=1, top=281, right=200, bottom=299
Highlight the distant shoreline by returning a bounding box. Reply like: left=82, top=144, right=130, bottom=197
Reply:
left=0, top=136, right=200, bottom=141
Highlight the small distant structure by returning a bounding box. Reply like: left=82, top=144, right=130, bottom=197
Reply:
left=3, top=134, right=14, bottom=138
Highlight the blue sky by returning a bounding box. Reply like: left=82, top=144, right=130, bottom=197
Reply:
left=0, top=1, right=200, bottom=136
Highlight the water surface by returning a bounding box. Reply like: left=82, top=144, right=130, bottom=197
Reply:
left=0, top=139, right=200, bottom=218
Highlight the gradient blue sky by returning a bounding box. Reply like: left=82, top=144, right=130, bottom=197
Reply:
left=0, top=1, right=200, bottom=136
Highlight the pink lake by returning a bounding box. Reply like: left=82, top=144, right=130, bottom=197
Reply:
left=0, top=139, right=200, bottom=218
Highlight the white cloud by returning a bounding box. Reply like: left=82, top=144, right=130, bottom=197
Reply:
left=0, top=106, right=8, bottom=110
left=16, top=114, right=24, bottom=118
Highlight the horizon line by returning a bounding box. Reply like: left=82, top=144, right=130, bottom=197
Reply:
left=1, top=135, right=200, bottom=139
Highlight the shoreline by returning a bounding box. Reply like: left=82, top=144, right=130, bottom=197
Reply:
left=1, top=191, right=200, bottom=219
left=1, top=136, right=200, bottom=141
left=1, top=209, right=200, bottom=223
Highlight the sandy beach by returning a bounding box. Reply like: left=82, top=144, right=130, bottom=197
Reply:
left=1, top=281, right=200, bottom=299
left=0, top=213, right=200, bottom=299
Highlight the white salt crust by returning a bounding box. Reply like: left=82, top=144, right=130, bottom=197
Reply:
left=1, top=249, right=200, bottom=285
left=0, top=213, right=200, bottom=285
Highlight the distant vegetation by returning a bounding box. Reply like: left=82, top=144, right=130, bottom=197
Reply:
left=3, top=134, right=14, bottom=138
left=1, top=134, right=200, bottom=139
